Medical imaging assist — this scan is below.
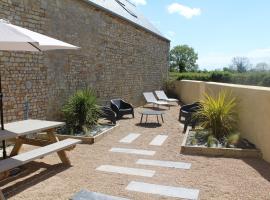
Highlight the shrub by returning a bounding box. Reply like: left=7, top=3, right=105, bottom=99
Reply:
left=226, top=132, right=240, bottom=147
left=196, top=91, right=238, bottom=140
left=210, top=71, right=232, bottom=83
left=175, top=72, right=211, bottom=81
left=259, top=74, right=270, bottom=86
left=207, top=135, right=219, bottom=147
left=169, top=71, right=270, bottom=87
left=62, top=89, right=100, bottom=134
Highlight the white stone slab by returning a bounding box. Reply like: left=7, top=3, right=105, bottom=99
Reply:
left=110, top=147, right=155, bottom=156
left=136, top=159, right=191, bottom=169
left=149, top=135, right=168, bottom=146
left=126, top=181, right=199, bottom=200
left=71, top=189, right=130, bottom=200
left=96, top=165, right=155, bottom=177
left=119, top=133, right=141, bottom=144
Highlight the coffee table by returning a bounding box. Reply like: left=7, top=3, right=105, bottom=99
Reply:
left=139, top=109, right=165, bottom=124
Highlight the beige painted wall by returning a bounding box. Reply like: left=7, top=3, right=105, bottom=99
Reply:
left=174, top=80, right=205, bottom=104
left=174, top=80, right=270, bottom=163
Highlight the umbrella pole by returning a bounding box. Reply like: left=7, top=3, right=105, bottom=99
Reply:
left=0, top=70, right=6, bottom=159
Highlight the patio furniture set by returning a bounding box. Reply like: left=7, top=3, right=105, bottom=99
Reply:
left=140, top=91, right=178, bottom=124
left=103, top=91, right=178, bottom=125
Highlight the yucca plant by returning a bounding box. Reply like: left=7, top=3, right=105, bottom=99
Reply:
left=62, top=89, right=100, bottom=134
left=196, top=91, right=237, bottom=140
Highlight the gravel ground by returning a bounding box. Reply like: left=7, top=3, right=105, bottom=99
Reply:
left=1, top=105, right=270, bottom=200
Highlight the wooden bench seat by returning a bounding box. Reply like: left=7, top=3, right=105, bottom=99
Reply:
left=0, top=138, right=81, bottom=200
left=0, top=138, right=81, bottom=174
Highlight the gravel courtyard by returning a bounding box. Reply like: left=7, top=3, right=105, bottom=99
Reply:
left=1, top=105, right=270, bottom=200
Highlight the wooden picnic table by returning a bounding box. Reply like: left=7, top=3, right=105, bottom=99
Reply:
left=0, top=119, right=71, bottom=164
left=0, top=120, right=81, bottom=200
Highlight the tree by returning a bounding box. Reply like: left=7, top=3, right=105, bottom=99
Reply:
left=223, top=67, right=235, bottom=73
left=169, top=45, right=198, bottom=72
left=255, top=62, right=270, bottom=71
left=230, top=57, right=251, bottom=73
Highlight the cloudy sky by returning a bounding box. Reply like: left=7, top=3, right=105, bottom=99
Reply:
left=130, top=0, right=270, bottom=70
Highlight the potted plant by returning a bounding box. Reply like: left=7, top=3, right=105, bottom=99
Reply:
left=181, top=90, right=261, bottom=158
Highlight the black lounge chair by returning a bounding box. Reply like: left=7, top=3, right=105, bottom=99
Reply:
left=99, top=106, right=117, bottom=124
left=110, top=99, right=134, bottom=119
left=179, top=102, right=201, bottom=133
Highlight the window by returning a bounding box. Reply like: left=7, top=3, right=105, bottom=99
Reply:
left=115, top=0, right=138, bottom=18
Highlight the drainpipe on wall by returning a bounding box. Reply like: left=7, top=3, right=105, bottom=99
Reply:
left=23, top=96, right=29, bottom=120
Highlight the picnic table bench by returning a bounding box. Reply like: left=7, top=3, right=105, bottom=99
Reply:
left=0, top=120, right=81, bottom=200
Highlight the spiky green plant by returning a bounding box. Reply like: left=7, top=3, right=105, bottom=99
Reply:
left=226, top=132, right=240, bottom=147
left=207, top=135, right=219, bottom=147
left=62, top=89, right=100, bottom=134
left=196, top=91, right=237, bottom=140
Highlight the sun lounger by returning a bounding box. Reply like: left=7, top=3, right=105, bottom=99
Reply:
left=155, top=90, right=179, bottom=103
left=143, top=92, right=168, bottom=107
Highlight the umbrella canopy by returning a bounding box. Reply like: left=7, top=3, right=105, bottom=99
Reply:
left=0, top=19, right=79, bottom=159
left=0, top=19, right=79, bottom=51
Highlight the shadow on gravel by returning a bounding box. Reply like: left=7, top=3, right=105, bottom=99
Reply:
left=243, top=158, right=270, bottom=182
left=135, top=122, right=162, bottom=128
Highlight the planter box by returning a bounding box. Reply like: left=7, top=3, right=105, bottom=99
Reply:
left=180, top=128, right=262, bottom=158
left=38, top=124, right=119, bottom=144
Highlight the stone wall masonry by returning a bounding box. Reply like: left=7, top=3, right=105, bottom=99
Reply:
left=44, top=0, right=170, bottom=119
left=0, top=0, right=170, bottom=121
left=0, top=0, right=47, bottom=122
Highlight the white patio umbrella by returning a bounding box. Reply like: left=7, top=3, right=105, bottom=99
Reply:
left=0, top=19, right=79, bottom=158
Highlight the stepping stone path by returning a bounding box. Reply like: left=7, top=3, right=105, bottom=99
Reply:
left=136, top=159, right=191, bottom=169
left=119, top=133, right=141, bottom=144
left=96, top=165, right=155, bottom=177
left=94, top=133, right=200, bottom=200
left=71, top=189, right=130, bottom=200
left=149, top=134, right=168, bottom=146
left=126, top=181, right=199, bottom=200
left=109, top=147, right=156, bottom=156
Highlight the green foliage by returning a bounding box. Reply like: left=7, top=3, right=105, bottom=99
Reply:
left=226, top=132, right=240, bottom=147
left=260, top=75, right=270, bottom=86
left=207, top=135, right=219, bottom=147
left=196, top=91, right=238, bottom=140
left=169, top=45, right=198, bottom=72
left=210, top=71, right=232, bottom=83
left=62, top=89, right=100, bottom=134
left=170, top=71, right=270, bottom=87
left=173, top=72, right=211, bottom=81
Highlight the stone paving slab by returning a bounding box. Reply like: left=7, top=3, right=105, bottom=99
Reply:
left=71, top=189, right=130, bottom=200
left=96, top=165, right=155, bottom=177
left=109, top=147, right=155, bottom=156
left=119, top=133, right=141, bottom=144
left=126, top=181, right=199, bottom=200
left=136, top=159, right=191, bottom=169
left=149, top=135, right=168, bottom=146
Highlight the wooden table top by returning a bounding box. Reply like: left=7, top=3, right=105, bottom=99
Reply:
left=0, top=119, right=65, bottom=140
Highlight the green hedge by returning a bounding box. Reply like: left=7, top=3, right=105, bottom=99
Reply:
left=170, top=71, right=270, bottom=87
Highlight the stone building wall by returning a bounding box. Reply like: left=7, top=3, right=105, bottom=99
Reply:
left=0, top=0, right=48, bottom=122
left=0, top=0, right=170, bottom=121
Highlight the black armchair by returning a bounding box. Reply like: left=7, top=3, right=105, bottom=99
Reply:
left=179, top=102, right=201, bottom=133
left=99, top=106, right=117, bottom=124
left=110, top=99, right=134, bottom=119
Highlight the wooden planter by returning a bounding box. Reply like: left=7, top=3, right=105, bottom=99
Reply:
left=38, top=124, right=119, bottom=144
left=180, top=128, right=262, bottom=158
